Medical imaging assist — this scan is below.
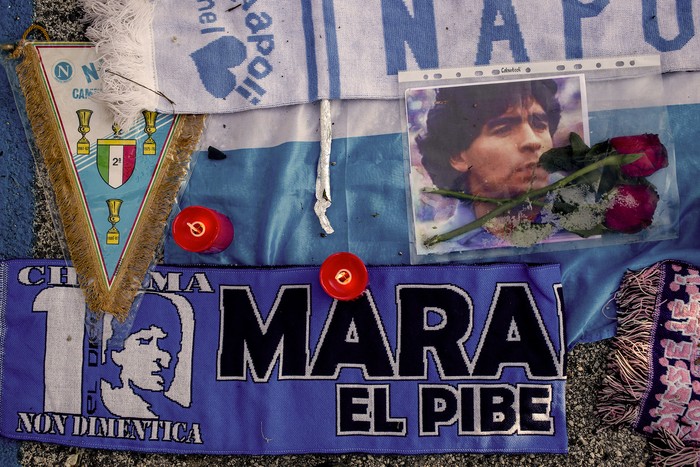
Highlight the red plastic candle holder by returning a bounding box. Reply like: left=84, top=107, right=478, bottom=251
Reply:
left=319, top=252, right=368, bottom=301
left=172, top=206, right=234, bottom=254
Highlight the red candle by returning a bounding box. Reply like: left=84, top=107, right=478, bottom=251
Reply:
left=319, top=252, right=368, bottom=301
left=172, top=206, right=234, bottom=254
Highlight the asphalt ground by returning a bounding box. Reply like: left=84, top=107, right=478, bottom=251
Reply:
left=7, top=0, right=652, bottom=465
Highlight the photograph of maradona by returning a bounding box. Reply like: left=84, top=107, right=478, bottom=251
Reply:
left=405, top=75, right=589, bottom=256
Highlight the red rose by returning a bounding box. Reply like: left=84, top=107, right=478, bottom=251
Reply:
left=604, top=184, right=659, bottom=234
left=610, top=134, right=668, bottom=177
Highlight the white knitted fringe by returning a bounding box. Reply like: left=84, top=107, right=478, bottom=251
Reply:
left=81, top=0, right=160, bottom=129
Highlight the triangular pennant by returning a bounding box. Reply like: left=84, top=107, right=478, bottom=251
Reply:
left=15, top=42, right=205, bottom=319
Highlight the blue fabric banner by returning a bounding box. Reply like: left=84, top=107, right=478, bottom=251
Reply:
left=0, top=259, right=566, bottom=454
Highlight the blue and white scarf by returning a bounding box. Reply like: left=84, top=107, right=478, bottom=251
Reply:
left=81, top=0, right=700, bottom=125
left=0, top=259, right=566, bottom=454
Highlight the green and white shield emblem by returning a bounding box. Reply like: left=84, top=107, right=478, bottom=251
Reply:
left=96, top=139, right=137, bottom=188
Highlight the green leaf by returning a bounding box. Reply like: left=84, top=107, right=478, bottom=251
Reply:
left=590, top=141, right=612, bottom=156
left=596, top=166, right=622, bottom=198
left=584, top=144, right=608, bottom=164
left=567, top=224, right=608, bottom=238
left=551, top=200, right=578, bottom=215
left=569, top=132, right=590, bottom=158
left=573, top=141, right=609, bottom=167
left=540, top=146, right=576, bottom=172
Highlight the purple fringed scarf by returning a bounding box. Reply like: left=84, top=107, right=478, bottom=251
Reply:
left=598, top=260, right=700, bottom=466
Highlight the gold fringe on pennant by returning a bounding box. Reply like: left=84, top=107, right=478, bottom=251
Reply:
left=16, top=42, right=205, bottom=320
left=597, top=262, right=663, bottom=426
left=98, top=112, right=205, bottom=320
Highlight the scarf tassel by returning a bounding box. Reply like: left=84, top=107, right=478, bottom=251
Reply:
left=650, top=429, right=700, bottom=466
left=597, top=263, right=661, bottom=425
left=598, top=263, right=700, bottom=466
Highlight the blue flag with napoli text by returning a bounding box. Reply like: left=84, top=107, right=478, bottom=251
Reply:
left=0, top=259, right=566, bottom=454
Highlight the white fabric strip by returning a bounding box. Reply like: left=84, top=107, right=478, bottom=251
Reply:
left=314, top=98, right=333, bottom=234
left=82, top=0, right=160, bottom=128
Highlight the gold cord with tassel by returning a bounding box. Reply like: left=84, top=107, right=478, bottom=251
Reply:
left=4, top=24, right=50, bottom=59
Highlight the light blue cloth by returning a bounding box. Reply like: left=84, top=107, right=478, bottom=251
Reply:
left=164, top=103, right=697, bottom=349
left=167, top=133, right=407, bottom=266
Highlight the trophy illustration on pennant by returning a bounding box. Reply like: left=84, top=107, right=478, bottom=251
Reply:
left=106, top=198, right=123, bottom=245
left=76, top=109, right=93, bottom=155
left=142, top=110, right=158, bottom=155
